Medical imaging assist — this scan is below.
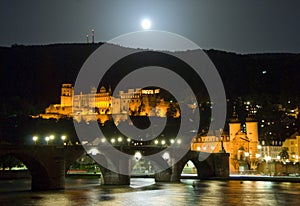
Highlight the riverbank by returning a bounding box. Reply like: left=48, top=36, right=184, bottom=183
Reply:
left=66, top=173, right=300, bottom=183
left=196, top=175, right=300, bottom=183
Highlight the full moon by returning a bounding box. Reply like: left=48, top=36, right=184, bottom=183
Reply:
left=141, top=19, right=152, bottom=30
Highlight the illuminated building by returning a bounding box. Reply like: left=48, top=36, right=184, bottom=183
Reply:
left=282, top=132, right=300, bottom=162
left=39, top=84, right=178, bottom=123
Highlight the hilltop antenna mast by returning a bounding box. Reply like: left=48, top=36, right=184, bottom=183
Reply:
left=92, top=29, right=95, bottom=43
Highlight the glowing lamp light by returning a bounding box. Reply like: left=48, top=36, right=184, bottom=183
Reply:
left=49, top=135, right=55, bottom=140
left=265, top=156, right=271, bottom=162
left=89, top=148, right=99, bottom=156
left=162, top=152, right=170, bottom=161
left=134, top=151, right=142, bottom=161
left=32, top=136, right=38, bottom=142
left=45, top=136, right=50, bottom=145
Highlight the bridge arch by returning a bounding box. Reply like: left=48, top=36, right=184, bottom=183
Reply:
left=0, top=152, right=54, bottom=190
left=177, top=156, right=214, bottom=179
left=0, top=146, right=76, bottom=190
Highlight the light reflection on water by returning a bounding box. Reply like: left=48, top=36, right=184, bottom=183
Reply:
left=0, top=178, right=300, bottom=205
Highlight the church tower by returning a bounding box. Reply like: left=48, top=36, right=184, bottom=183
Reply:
left=60, top=84, right=73, bottom=107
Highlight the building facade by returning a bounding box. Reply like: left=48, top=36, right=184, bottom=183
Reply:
left=40, top=84, right=178, bottom=123
left=282, top=132, right=300, bottom=161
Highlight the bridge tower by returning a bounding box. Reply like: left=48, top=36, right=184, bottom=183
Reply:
left=245, top=116, right=258, bottom=158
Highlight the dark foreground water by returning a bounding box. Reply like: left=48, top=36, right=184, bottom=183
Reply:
left=0, top=178, right=300, bottom=206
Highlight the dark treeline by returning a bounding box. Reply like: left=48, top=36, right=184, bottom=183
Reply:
left=0, top=44, right=300, bottom=116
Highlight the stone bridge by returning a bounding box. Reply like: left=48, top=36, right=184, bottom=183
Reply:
left=0, top=145, right=229, bottom=190
left=0, top=145, right=85, bottom=191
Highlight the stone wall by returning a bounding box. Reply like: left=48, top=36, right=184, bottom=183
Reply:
left=257, top=161, right=300, bottom=175
left=0, top=170, right=31, bottom=179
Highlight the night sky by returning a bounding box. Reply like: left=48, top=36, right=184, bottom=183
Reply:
left=1, top=0, right=300, bottom=54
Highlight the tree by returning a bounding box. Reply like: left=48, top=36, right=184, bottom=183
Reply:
left=0, top=155, right=23, bottom=170
left=279, top=147, right=289, bottom=160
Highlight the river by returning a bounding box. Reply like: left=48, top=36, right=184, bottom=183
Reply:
left=0, top=178, right=300, bottom=205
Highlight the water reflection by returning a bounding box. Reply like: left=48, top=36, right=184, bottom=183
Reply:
left=0, top=178, right=300, bottom=205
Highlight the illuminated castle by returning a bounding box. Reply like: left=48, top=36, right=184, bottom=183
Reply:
left=40, top=84, right=179, bottom=123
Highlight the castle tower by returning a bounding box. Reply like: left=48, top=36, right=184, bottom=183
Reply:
left=60, top=84, right=73, bottom=107
left=245, top=116, right=258, bottom=158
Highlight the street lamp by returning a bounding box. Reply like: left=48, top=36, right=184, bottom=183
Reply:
left=48, top=135, right=55, bottom=145
left=61, top=135, right=67, bottom=145
left=177, top=139, right=182, bottom=144
left=134, top=151, right=142, bottom=161
left=162, top=152, right=170, bottom=161
left=32, top=136, right=38, bottom=145
left=45, top=136, right=50, bottom=145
